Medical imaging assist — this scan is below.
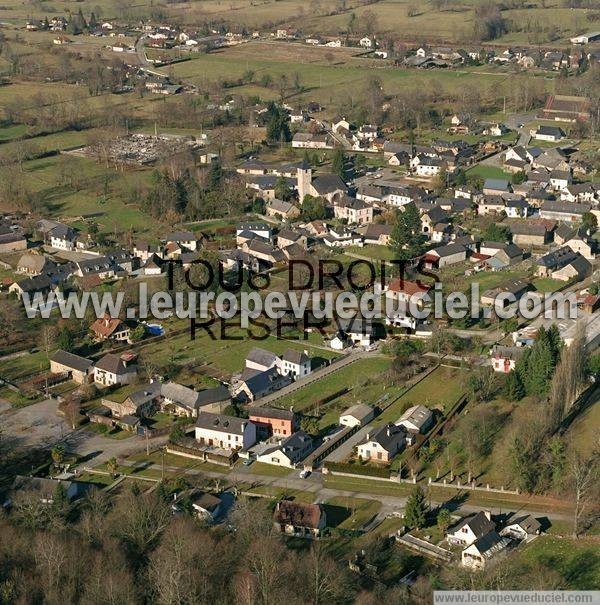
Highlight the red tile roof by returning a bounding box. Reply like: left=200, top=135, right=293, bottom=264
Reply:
left=387, top=278, right=430, bottom=295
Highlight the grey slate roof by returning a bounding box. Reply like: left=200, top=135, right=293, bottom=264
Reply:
left=195, top=411, right=250, bottom=435
left=311, top=173, right=347, bottom=195
left=282, top=348, right=309, bottom=365
left=537, top=246, right=578, bottom=269
left=50, top=350, right=93, bottom=373
left=362, top=423, right=406, bottom=453
left=95, top=353, right=131, bottom=375
left=246, top=347, right=279, bottom=368
left=450, top=511, right=496, bottom=539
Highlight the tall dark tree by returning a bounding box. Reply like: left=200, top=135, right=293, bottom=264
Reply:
left=331, top=148, right=346, bottom=179
left=404, top=485, right=428, bottom=529
left=390, top=204, right=425, bottom=261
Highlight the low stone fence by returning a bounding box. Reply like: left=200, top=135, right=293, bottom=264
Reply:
left=427, top=476, right=519, bottom=496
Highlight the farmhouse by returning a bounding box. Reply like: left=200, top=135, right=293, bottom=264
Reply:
left=274, top=501, right=326, bottom=538
left=500, top=515, right=541, bottom=541
left=93, top=353, right=137, bottom=388
left=256, top=431, right=313, bottom=467
left=173, top=490, right=222, bottom=522
left=359, top=223, right=392, bottom=246
left=339, top=404, right=375, bottom=428
left=395, top=405, right=434, bottom=434
left=509, top=221, right=553, bottom=247
left=0, top=230, right=26, bottom=253
left=536, top=246, right=579, bottom=277
left=539, top=201, right=590, bottom=223
left=422, top=243, right=467, bottom=268
left=446, top=511, right=496, bottom=547
left=233, top=367, right=292, bottom=402
left=194, top=412, right=257, bottom=451
left=90, top=315, right=131, bottom=342
left=49, top=350, right=93, bottom=384
left=530, top=125, right=565, bottom=142
left=333, top=196, right=373, bottom=225
left=249, top=407, right=298, bottom=437
left=357, top=424, right=407, bottom=463
left=490, top=345, right=526, bottom=373
left=279, top=349, right=311, bottom=378
left=266, top=199, right=300, bottom=220
left=480, top=279, right=529, bottom=307
left=291, top=132, right=333, bottom=149
left=245, top=347, right=279, bottom=373
left=17, top=253, right=57, bottom=276
left=483, top=179, right=510, bottom=196
left=462, top=532, right=509, bottom=570
left=551, top=254, right=591, bottom=282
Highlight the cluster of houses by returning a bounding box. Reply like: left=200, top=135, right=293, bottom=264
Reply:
left=444, top=510, right=541, bottom=569
left=230, top=346, right=312, bottom=403
left=403, top=44, right=599, bottom=72
left=5, top=219, right=213, bottom=300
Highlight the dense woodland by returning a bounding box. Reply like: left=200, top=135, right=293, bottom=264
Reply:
left=0, top=480, right=597, bottom=605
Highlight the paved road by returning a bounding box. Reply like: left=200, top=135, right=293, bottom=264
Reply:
left=323, top=425, right=370, bottom=463
left=119, top=459, right=575, bottom=523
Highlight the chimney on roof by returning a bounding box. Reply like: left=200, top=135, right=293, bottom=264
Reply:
left=241, top=422, right=247, bottom=431
left=386, top=426, right=391, bottom=437
left=483, top=510, right=492, bottom=521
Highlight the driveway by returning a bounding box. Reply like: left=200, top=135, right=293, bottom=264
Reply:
left=1, top=398, right=167, bottom=464
left=323, top=425, right=370, bottom=463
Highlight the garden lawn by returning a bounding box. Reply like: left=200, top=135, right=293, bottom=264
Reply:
left=324, top=497, right=381, bottom=530
left=466, top=165, right=513, bottom=181
left=273, top=356, right=391, bottom=412
left=249, top=462, right=295, bottom=478
left=532, top=278, right=565, bottom=293
left=377, top=365, right=466, bottom=424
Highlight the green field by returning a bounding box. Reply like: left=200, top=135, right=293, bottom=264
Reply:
left=532, top=277, right=565, bottom=293
left=517, top=537, right=600, bottom=590
left=138, top=325, right=339, bottom=378
left=466, top=164, right=513, bottom=181
left=377, top=365, right=466, bottom=424
left=170, top=42, right=536, bottom=107
left=273, top=356, right=391, bottom=412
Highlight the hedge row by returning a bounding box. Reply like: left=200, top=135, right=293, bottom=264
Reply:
left=323, top=461, right=391, bottom=479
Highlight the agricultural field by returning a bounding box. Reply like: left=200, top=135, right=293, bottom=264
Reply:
left=0, top=0, right=593, bottom=46
left=170, top=41, right=548, bottom=108
left=137, top=322, right=338, bottom=379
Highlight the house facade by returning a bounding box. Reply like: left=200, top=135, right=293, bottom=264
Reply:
left=194, top=412, right=257, bottom=451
